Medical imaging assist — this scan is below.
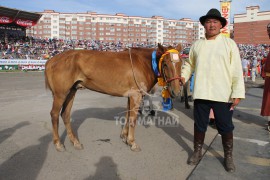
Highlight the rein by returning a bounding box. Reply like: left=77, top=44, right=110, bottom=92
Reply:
left=129, top=47, right=179, bottom=111
left=128, top=48, right=180, bottom=98
left=128, top=48, right=151, bottom=96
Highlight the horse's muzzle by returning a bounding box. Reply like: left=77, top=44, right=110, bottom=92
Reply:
left=166, top=76, right=181, bottom=98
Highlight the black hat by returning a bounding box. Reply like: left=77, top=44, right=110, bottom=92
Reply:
left=199, top=8, right=227, bottom=28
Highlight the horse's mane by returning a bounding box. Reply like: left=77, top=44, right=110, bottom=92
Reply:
left=122, top=47, right=155, bottom=51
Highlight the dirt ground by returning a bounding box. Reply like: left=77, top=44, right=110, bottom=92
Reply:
left=0, top=72, right=218, bottom=180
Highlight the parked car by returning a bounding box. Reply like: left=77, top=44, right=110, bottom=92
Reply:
left=181, top=47, right=190, bottom=58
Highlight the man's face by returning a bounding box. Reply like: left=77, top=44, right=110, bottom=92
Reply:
left=204, top=18, right=222, bottom=38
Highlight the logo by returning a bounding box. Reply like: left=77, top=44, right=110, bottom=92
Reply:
left=114, top=94, right=180, bottom=127
left=0, top=16, right=12, bottom=24
left=15, top=19, right=35, bottom=27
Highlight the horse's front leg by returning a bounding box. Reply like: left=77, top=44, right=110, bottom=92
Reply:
left=120, top=95, right=138, bottom=145
left=127, top=93, right=142, bottom=152
left=120, top=97, right=130, bottom=144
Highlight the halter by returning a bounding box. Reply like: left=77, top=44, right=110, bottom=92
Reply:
left=158, top=49, right=181, bottom=84
left=152, top=48, right=181, bottom=100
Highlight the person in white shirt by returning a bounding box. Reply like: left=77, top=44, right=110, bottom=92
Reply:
left=180, top=8, right=245, bottom=173
left=251, top=56, right=258, bottom=82
left=241, top=57, right=249, bottom=82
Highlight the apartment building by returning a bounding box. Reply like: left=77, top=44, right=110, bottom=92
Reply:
left=27, top=10, right=203, bottom=45
left=233, top=6, right=270, bottom=44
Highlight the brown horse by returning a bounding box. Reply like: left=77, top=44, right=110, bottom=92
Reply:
left=45, top=43, right=182, bottom=152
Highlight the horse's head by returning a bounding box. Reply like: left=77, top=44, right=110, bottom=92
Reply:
left=157, top=43, right=182, bottom=98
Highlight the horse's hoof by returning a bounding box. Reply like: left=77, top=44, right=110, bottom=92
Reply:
left=120, top=134, right=128, bottom=144
left=55, top=142, right=65, bottom=152
left=130, top=143, right=141, bottom=152
left=74, top=142, right=84, bottom=150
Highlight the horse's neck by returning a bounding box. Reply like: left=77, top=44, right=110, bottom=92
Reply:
left=130, top=48, right=158, bottom=88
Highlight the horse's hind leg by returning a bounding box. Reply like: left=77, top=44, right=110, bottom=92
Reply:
left=61, top=89, right=83, bottom=150
left=51, top=95, right=66, bottom=152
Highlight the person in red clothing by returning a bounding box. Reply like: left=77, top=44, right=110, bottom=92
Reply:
left=261, top=23, right=270, bottom=132
left=261, top=54, right=267, bottom=79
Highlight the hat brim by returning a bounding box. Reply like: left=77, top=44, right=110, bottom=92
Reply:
left=199, top=15, right=227, bottom=28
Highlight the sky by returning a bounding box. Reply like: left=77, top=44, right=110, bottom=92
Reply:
left=0, top=0, right=269, bottom=22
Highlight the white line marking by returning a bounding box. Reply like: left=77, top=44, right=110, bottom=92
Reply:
left=236, top=106, right=261, bottom=111
left=218, top=134, right=269, bottom=146
left=234, top=136, right=269, bottom=146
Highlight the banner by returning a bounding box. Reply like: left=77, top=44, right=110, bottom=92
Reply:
left=220, top=1, right=231, bottom=38
left=15, top=18, right=37, bottom=27
left=0, top=59, right=47, bottom=65
left=0, top=16, right=13, bottom=24
left=0, top=16, right=37, bottom=27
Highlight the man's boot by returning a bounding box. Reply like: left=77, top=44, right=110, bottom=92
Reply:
left=188, top=129, right=205, bottom=165
left=222, top=132, right=235, bottom=172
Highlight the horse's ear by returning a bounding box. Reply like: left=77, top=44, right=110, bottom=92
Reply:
left=157, top=43, right=165, bottom=53
left=176, top=44, right=182, bottom=52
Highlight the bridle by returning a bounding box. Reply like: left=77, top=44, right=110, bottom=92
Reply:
left=158, top=49, right=181, bottom=85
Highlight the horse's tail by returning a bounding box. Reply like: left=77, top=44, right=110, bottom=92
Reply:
left=44, top=71, right=51, bottom=90
left=44, top=59, right=53, bottom=92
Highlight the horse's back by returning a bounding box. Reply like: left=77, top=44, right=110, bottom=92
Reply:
left=45, top=48, right=155, bottom=96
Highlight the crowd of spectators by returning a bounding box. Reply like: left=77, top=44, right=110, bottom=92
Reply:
left=238, top=44, right=270, bottom=80
left=0, top=37, right=122, bottom=60
left=0, top=35, right=162, bottom=60
left=0, top=34, right=269, bottom=77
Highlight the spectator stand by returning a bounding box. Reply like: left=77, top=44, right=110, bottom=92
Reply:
left=0, top=6, right=42, bottom=61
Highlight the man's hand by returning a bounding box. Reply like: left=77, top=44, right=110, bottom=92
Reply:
left=230, top=98, right=241, bottom=110
left=180, top=77, right=185, bottom=86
